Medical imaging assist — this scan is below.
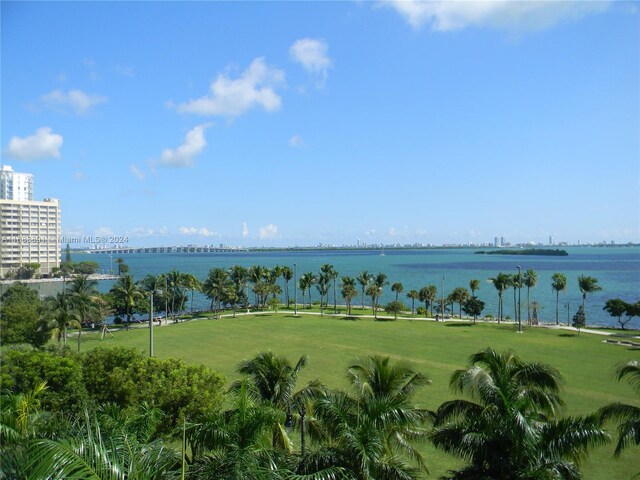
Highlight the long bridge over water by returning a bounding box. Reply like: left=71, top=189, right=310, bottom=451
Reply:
left=87, top=246, right=248, bottom=255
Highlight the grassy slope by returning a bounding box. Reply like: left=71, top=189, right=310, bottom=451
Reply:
left=81, top=314, right=639, bottom=479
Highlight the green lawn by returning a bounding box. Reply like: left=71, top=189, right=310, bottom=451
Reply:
left=81, top=313, right=639, bottom=479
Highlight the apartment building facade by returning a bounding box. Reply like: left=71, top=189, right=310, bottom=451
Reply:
left=0, top=164, right=61, bottom=277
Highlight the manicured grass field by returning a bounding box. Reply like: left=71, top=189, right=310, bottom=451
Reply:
left=81, top=313, right=639, bottom=479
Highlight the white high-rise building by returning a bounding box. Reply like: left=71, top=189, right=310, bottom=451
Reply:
left=0, top=165, right=34, bottom=201
left=0, top=165, right=61, bottom=277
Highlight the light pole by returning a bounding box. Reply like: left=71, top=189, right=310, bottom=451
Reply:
left=149, top=292, right=154, bottom=357
left=294, top=263, right=298, bottom=316
left=516, top=266, right=522, bottom=333
left=566, top=301, right=570, bottom=326
left=441, top=275, right=445, bottom=321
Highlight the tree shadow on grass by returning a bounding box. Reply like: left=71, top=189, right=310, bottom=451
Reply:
left=558, top=333, right=578, bottom=338
left=445, top=323, right=475, bottom=328
left=340, top=316, right=359, bottom=321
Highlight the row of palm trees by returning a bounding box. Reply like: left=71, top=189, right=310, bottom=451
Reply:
left=3, top=350, right=638, bottom=479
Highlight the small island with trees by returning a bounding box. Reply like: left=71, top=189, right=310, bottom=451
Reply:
left=475, top=248, right=569, bottom=256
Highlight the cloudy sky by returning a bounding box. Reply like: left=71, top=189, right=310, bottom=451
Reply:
left=1, top=1, right=638, bottom=247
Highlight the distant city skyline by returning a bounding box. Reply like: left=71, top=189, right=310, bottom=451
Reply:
left=2, top=1, right=638, bottom=247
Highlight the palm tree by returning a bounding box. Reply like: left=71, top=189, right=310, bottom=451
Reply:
left=311, top=356, right=432, bottom=479
left=356, top=271, right=373, bottom=310
left=488, top=273, right=511, bottom=323
left=248, top=265, right=266, bottom=306
left=186, top=380, right=288, bottom=477
left=578, top=275, right=602, bottom=311
left=407, top=289, right=419, bottom=315
left=511, top=272, right=520, bottom=321
left=181, top=273, right=201, bottom=314
left=551, top=273, right=568, bottom=325
left=523, top=269, right=537, bottom=326
left=340, top=276, right=357, bottom=316
left=110, top=273, right=144, bottom=330
left=598, top=360, right=640, bottom=459
left=450, top=287, right=470, bottom=319
left=373, top=272, right=388, bottom=314
left=26, top=409, right=179, bottom=480
left=419, top=285, right=437, bottom=317
left=320, top=264, right=338, bottom=313
left=203, top=267, right=230, bottom=318
left=469, top=278, right=480, bottom=298
left=366, top=284, right=379, bottom=319
left=228, top=265, right=249, bottom=309
left=431, top=348, right=609, bottom=479
left=391, top=282, right=403, bottom=301
left=68, top=275, right=99, bottom=352
left=45, top=291, right=78, bottom=346
left=281, top=266, right=293, bottom=306
left=316, top=273, right=330, bottom=317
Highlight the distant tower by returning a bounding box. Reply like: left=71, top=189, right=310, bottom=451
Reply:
left=494, top=237, right=499, bottom=247
left=0, top=165, right=34, bottom=201
left=500, top=236, right=505, bottom=247
left=549, top=235, right=553, bottom=246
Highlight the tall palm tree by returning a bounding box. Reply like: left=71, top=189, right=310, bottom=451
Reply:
left=523, top=269, right=537, bottom=326
left=316, top=273, right=330, bottom=317
left=356, top=271, right=373, bottom=310
left=551, top=273, right=568, bottom=325
left=45, top=291, right=79, bottom=346
left=407, top=289, right=419, bottom=315
left=165, top=269, right=187, bottom=320
left=203, top=268, right=230, bottom=318
left=419, top=285, right=437, bottom=317
left=469, top=279, right=480, bottom=298
left=450, top=287, right=470, bottom=319
left=181, top=273, right=201, bottom=314
left=110, top=273, right=144, bottom=331
left=186, top=380, right=288, bottom=477
left=233, top=352, right=321, bottom=450
left=373, top=272, right=388, bottom=314
left=366, top=284, right=379, bottom=319
left=598, top=360, right=640, bottom=459
left=511, top=272, right=520, bottom=321
left=488, top=273, right=510, bottom=323
left=340, top=276, right=357, bottom=316
left=391, top=282, right=403, bottom=301
left=320, top=264, right=338, bottom=313
left=578, top=275, right=602, bottom=311
left=228, top=265, right=249, bottom=309
left=280, top=266, right=293, bottom=306
left=68, top=275, right=99, bottom=352
left=431, top=348, right=609, bottom=479
left=311, top=356, right=432, bottom=479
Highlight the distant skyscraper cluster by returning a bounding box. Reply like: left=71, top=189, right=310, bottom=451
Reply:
left=0, top=165, right=61, bottom=277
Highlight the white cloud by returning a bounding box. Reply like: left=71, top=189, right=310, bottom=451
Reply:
left=289, top=135, right=305, bottom=147
left=73, top=172, right=85, bottom=181
left=175, top=58, right=285, bottom=117
left=6, top=127, right=63, bottom=160
left=259, top=224, right=279, bottom=240
left=289, top=38, right=332, bottom=82
left=242, top=222, right=249, bottom=238
left=159, top=226, right=169, bottom=235
left=130, top=227, right=156, bottom=237
left=388, top=227, right=397, bottom=236
left=130, top=164, right=146, bottom=180
left=94, top=226, right=113, bottom=236
left=114, top=64, right=135, bottom=77
left=41, top=89, right=107, bottom=114
left=379, top=0, right=610, bottom=32
left=179, top=226, right=218, bottom=237
left=157, top=124, right=210, bottom=168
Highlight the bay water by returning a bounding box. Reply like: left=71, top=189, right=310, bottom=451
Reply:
left=37, top=246, right=640, bottom=329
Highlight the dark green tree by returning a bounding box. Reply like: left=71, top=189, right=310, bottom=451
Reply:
left=431, top=348, right=609, bottom=479
left=0, top=283, right=50, bottom=347
left=552, top=273, right=568, bottom=325
left=462, top=296, right=485, bottom=323
left=572, top=305, right=586, bottom=334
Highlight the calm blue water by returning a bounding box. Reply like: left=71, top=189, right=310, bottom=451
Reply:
left=44, top=247, right=640, bottom=328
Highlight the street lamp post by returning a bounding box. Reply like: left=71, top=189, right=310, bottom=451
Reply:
left=516, top=266, right=522, bottom=333
left=441, top=275, right=445, bottom=321
left=149, top=292, right=154, bottom=357
left=294, top=263, right=298, bottom=316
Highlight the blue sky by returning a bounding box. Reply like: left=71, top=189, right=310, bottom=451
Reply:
left=1, top=1, right=638, bottom=247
